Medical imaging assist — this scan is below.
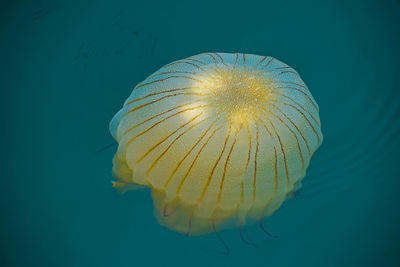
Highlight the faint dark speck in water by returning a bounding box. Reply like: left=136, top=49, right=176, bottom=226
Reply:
left=31, top=8, right=50, bottom=20
left=111, top=21, right=141, bottom=56
left=73, top=43, right=89, bottom=68
left=288, top=190, right=313, bottom=200
left=114, top=10, right=123, bottom=18
left=113, top=30, right=140, bottom=56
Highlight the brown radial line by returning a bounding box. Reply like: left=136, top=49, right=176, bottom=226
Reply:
left=125, top=105, right=208, bottom=147
left=135, top=75, right=203, bottom=90
left=165, top=119, right=221, bottom=188
left=273, top=147, right=278, bottom=192
left=252, top=122, right=259, bottom=201
left=256, top=117, right=278, bottom=191
left=122, top=101, right=200, bottom=137
left=175, top=120, right=221, bottom=193
left=147, top=116, right=215, bottom=175
left=267, top=118, right=290, bottom=185
left=278, top=81, right=307, bottom=89
left=255, top=115, right=273, bottom=138
left=240, top=182, right=244, bottom=202
left=163, top=204, right=175, bottom=217
left=263, top=66, right=291, bottom=73
left=164, top=60, right=206, bottom=72
left=125, top=86, right=201, bottom=106
left=188, top=57, right=221, bottom=76
left=186, top=57, right=208, bottom=66
left=217, top=124, right=242, bottom=202
left=262, top=57, right=274, bottom=69
left=275, top=81, right=319, bottom=111
left=135, top=112, right=204, bottom=164
left=270, top=102, right=311, bottom=157
left=272, top=86, right=319, bottom=112
left=234, top=53, right=238, bottom=68
left=266, top=107, right=304, bottom=170
left=199, top=123, right=232, bottom=201
left=245, top=122, right=252, bottom=170
left=281, top=102, right=320, bottom=145
left=206, top=53, right=219, bottom=67
left=147, top=70, right=198, bottom=80
left=270, top=91, right=320, bottom=127
left=188, top=56, right=220, bottom=74
left=271, top=70, right=299, bottom=79
left=123, top=92, right=204, bottom=119
left=255, top=56, right=268, bottom=66
left=242, top=54, right=246, bottom=66
left=163, top=205, right=169, bottom=216
left=186, top=215, right=192, bottom=236
left=214, top=53, right=228, bottom=67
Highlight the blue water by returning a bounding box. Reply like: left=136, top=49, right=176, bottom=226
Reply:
left=2, top=0, right=400, bottom=266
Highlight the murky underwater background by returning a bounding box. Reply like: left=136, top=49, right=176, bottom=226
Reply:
left=1, top=0, right=400, bottom=266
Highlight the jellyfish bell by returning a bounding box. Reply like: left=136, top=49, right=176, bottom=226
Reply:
left=110, top=52, right=323, bottom=236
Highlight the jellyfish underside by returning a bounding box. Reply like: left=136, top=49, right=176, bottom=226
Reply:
left=110, top=53, right=323, bottom=236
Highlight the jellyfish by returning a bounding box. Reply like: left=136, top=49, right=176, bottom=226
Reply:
left=110, top=52, right=322, bottom=238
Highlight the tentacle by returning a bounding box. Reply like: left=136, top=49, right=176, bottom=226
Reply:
left=238, top=226, right=257, bottom=247
left=212, top=223, right=230, bottom=255
left=95, top=142, right=116, bottom=153
left=259, top=220, right=278, bottom=238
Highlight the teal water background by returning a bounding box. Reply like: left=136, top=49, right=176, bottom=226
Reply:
left=2, top=0, right=400, bottom=266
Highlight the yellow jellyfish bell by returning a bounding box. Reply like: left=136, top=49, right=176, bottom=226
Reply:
left=110, top=53, right=323, bottom=235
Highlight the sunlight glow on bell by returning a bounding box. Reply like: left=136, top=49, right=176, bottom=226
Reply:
left=191, top=66, right=276, bottom=127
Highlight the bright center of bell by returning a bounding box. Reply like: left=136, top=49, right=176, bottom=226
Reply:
left=196, top=66, right=275, bottom=125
